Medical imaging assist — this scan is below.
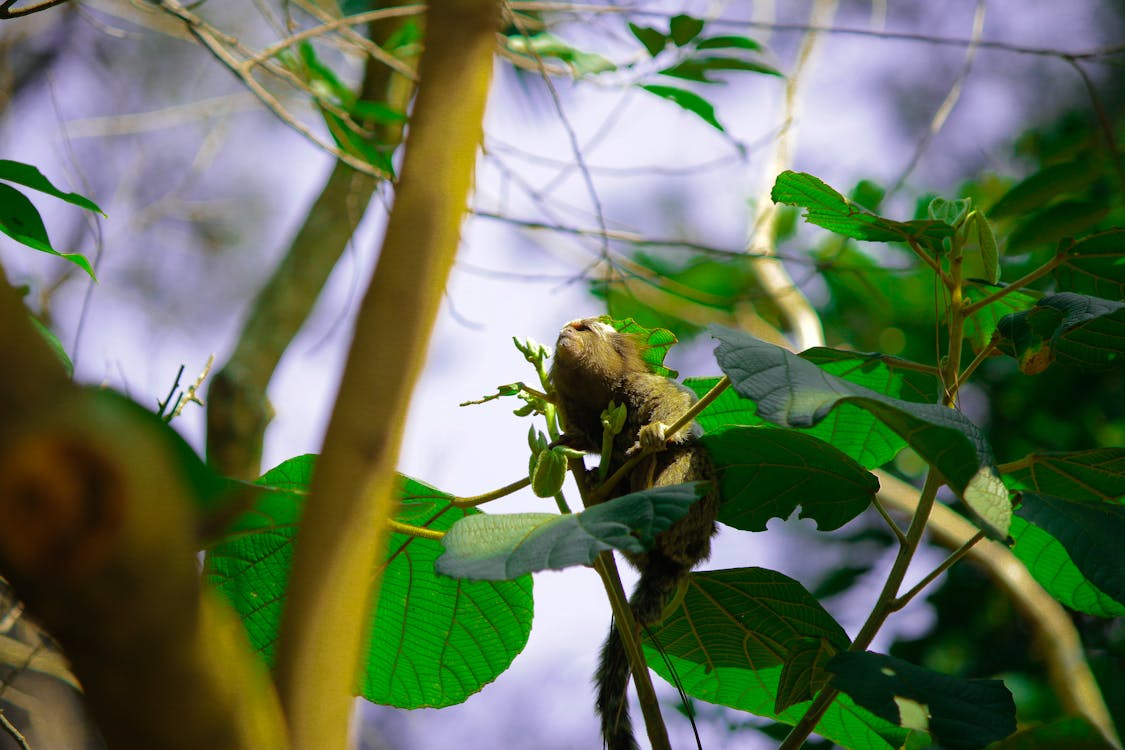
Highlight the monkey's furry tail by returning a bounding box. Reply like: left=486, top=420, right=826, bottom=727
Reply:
left=595, top=554, right=688, bottom=750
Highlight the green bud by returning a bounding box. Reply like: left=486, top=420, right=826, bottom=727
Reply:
left=531, top=447, right=568, bottom=498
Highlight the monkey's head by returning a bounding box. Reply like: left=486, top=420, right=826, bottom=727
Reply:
left=549, top=318, right=650, bottom=400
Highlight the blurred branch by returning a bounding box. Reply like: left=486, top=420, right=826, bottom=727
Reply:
left=0, top=270, right=286, bottom=750
left=207, top=18, right=419, bottom=479
left=0, top=0, right=68, bottom=19
left=744, top=0, right=834, bottom=351
left=875, top=470, right=1123, bottom=750
left=155, top=0, right=393, bottom=180
left=274, top=3, right=500, bottom=748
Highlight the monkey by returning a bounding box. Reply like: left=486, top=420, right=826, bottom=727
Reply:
left=549, top=317, right=720, bottom=750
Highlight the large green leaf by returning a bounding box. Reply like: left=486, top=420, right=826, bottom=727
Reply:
left=206, top=456, right=534, bottom=709
left=1006, top=201, right=1109, bottom=254
left=703, top=426, right=878, bottom=532
left=987, top=159, right=1100, bottom=219
left=1015, top=492, right=1125, bottom=608
left=775, top=636, right=837, bottom=713
left=1054, top=229, right=1125, bottom=301
left=771, top=171, right=954, bottom=250
left=963, top=283, right=1039, bottom=352
left=687, top=348, right=936, bottom=470
left=827, top=650, right=1016, bottom=749
left=995, top=292, right=1125, bottom=373
left=0, top=184, right=96, bottom=279
left=710, top=326, right=1010, bottom=540
left=645, top=568, right=911, bottom=749
left=435, top=483, right=706, bottom=580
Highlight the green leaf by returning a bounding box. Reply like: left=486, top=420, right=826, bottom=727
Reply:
left=436, top=483, right=707, bottom=580
left=772, top=171, right=954, bottom=250
left=710, top=326, right=1010, bottom=539
left=29, top=315, right=72, bottom=377
left=628, top=22, right=667, bottom=56
left=963, top=284, right=1038, bottom=352
left=995, top=292, right=1125, bottom=373
left=607, top=316, right=679, bottom=377
left=703, top=426, right=878, bottom=532
left=668, top=14, right=705, bottom=46
left=775, top=636, right=837, bottom=714
left=0, top=184, right=96, bottom=279
left=972, top=212, right=1001, bottom=284
left=1004, top=448, right=1125, bottom=502
left=828, top=650, right=1016, bottom=749
left=688, top=349, right=936, bottom=470
left=638, top=84, right=724, bottom=132
left=659, top=56, right=782, bottom=83
left=1016, top=492, right=1125, bottom=607
left=0, top=159, right=103, bottom=214
left=646, top=568, right=910, bottom=749
left=927, top=196, right=971, bottom=226
left=1008, top=516, right=1124, bottom=617
left=1002, top=450, right=1125, bottom=615
left=208, top=457, right=533, bottom=708
left=988, top=160, right=1101, bottom=219
left=350, top=100, right=407, bottom=124
left=988, top=716, right=1117, bottom=750
left=1054, top=229, right=1125, bottom=301
left=696, top=35, right=763, bottom=52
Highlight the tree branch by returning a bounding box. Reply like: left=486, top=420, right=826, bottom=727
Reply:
left=274, top=3, right=501, bottom=747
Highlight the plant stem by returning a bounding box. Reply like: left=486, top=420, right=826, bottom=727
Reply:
left=892, top=530, right=984, bottom=612
left=451, top=476, right=531, bottom=507
left=961, top=254, right=1063, bottom=316
left=593, top=552, right=672, bottom=750
left=779, top=471, right=943, bottom=750
left=871, top=495, right=907, bottom=545
left=386, top=519, right=445, bottom=541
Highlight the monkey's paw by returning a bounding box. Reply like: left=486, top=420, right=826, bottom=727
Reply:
left=628, top=422, right=669, bottom=457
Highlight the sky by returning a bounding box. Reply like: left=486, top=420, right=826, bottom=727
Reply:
left=1, top=1, right=1121, bottom=748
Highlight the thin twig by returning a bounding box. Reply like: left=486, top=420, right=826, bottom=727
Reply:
left=891, top=530, right=985, bottom=611
left=387, top=519, right=446, bottom=541
left=451, top=477, right=532, bottom=507
left=0, top=0, right=68, bottom=18
left=871, top=495, right=907, bottom=546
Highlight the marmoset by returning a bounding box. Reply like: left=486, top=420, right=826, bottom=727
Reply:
left=549, top=317, right=720, bottom=750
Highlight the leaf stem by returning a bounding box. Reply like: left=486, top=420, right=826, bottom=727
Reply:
left=871, top=495, right=907, bottom=546
left=907, top=238, right=948, bottom=282
left=386, top=519, right=445, bottom=541
left=958, top=341, right=996, bottom=385
left=961, top=254, right=1063, bottom=316
left=891, top=530, right=984, bottom=612
left=451, top=476, right=531, bottom=507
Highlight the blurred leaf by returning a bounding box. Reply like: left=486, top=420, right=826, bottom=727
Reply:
left=639, top=84, right=724, bottom=132
left=812, top=564, right=872, bottom=599
left=0, top=159, right=103, bottom=214
left=1006, top=201, right=1110, bottom=253
left=776, top=637, right=837, bottom=714
left=828, top=650, right=1016, bottom=749
left=988, top=159, right=1100, bottom=219
left=696, top=35, right=763, bottom=52
left=208, top=456, right=534, bottom=708
left=659, top=56, right=781, bottom=83
left=350, top=100, right=407, bottom=124
left=0, top=184, right=96, bottom=279
left=628, top=22, right=667, bottom=56
left=703, top=426, right=878, bottom=532
left=505, top=32, right=616, bottom=75
left=1016, top=492, right=1125, bottom=608
left=668, top=14, right=705, bottom=46
left=688, top=348, right=936, bottom=470
left=988, top=716, right=1117, bottom=750
left=28, top=315, right=72, bottom=378
left=646, top=568, right=911, bottom=749
left=849, top=179, right=887, bottom=211
left=773, top=171, right=954, bottom=250
left=1054, top=229, right=1125, bottom=301
left=995, top=292, right=1125, bottom=373
left=436, top=483, right=707, bottom=580
left=710, top=326, right=1010, bottom=539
